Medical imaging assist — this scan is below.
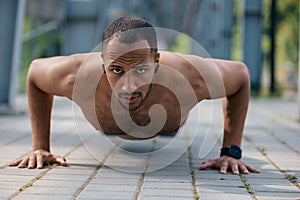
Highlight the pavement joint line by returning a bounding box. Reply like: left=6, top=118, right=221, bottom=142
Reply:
left=185, top=129, right=200, bottom=200
left=0, top=133, right=70, bottom=169
left=7, top=134, right=95, bottom=199
left=72, top=141, right=121, bottom=199
left=263, top=128, right=300, bottom=155
left=188, top=146, right=199, bottom=200
left=239, top=174, right=257, bottom=199
left=135, top=138, right=157, bottom=200
left=244, top=135, right=300, bottom=190
left=8, top=164, right=57, bottom=199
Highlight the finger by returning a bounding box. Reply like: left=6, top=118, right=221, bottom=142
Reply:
left=220, top=161, right=228, bottom=174
left=18, top=157, right=29, bottom=168
left=9, top=159, right=22, bottom=167
left=36, top=154, right=45, bottom=169
left=239, top=164, right=249, bottom=174
left=55, top=157, right=68, bottom=167
left=231, top=163, right=239, bottom=175
left=198, top=160, right=213, bottom=170
left=28, top=155, right=36, bottom=169
left=245, top=164, right=261, bottom=173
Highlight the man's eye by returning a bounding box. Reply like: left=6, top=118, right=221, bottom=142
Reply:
left=135, top=68, right=147, bottom=74
left=112, top=68, right=123, bottom=74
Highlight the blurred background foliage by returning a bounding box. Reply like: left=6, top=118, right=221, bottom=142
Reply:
left=18, top=0, right=299, bottom=98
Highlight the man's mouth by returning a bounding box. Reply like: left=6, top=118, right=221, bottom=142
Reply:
left=119, top=93, right=142, bottom=104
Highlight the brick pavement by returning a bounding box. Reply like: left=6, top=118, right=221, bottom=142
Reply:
left=0, top=97, right=299, bottom=200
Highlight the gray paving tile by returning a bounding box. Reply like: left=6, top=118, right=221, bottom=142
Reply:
left=255, top=192, right=300, bottom=200
left=15, top=193, right=74, bottom=200
left=77, top=191, right=135, bottom=199
left=142, top=180, right=193, bottom=189
left=139, top=188, right=194, bottom=198
left=198, top=192, right=253, bottom=200
left=251, top=184, right=300, bottom=193
left=84, top=184, right=138, bottom=192
left=0, top=189, right=18, bottom=199
left=197, top=185, right=248, bottom=194
left=20, top=185, right=78, bottom=195
left=139, top=196, right=192, bottom=200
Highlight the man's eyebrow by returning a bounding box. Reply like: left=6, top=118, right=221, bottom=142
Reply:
left=108, top=65, right=123, bottom=69
left=135, top=64, right=151, bottom=68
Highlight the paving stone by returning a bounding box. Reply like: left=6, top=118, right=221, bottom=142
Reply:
left=195, top=171, right=241, bottom=180
left=255, top=192, right=300, bottom=200
left=46, top=168, right=95, bottom=175
left=15, top=193, right=74, bottom=200
left=246, top=177, right=294, bottom=185
left=197, top=192, right=253, bottom=200
left=32, top=179, right=87, bottom=188
left=142, top=181, right=193, bottom=190
left=0, top=189, right=18, bottom=199
left=197, top=185, right=248, bottom=194
left=89, top=178, right=140, bottom=185
left=84, top=184, right=138, bottom=192
left=139, top=196, right=192, bottom=200
left=77, top=191, right=135, bottom=199
left=140, top=188, right=194, bottom=198
left=251, top=184, right=300, bottom=193
left=197, top=179, right=244, bottom=187
left=40, top=173, right=90, bottom=181
left=20, top=185, right=78, bottom=195
left=0, top=174, right=37, bottom=182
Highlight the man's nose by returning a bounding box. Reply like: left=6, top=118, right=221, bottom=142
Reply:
left=121, top=72, right=137, bottom=93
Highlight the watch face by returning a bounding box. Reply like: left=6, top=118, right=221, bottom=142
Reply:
left=229, top=145, right=242, bottom=159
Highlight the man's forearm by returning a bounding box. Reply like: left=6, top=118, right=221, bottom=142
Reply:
left=27, top=69, right=53, bottom=152
left=222, top=74, right=250, bottom=147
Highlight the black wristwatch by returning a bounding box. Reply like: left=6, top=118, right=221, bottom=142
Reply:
left=220, top=145, right=242, bottom=159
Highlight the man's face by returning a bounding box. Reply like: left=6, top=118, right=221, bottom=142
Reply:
left=102, top=39, right=159, bottom=111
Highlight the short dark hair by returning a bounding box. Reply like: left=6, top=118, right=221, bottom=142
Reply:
left=102, top=17, right=158, bottom=55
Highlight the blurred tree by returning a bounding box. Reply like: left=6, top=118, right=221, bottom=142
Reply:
left=276, top=0, right=299, bottom=66
left=264, top=0, right=299, bottom=67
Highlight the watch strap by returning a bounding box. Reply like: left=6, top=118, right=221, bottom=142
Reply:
left=220, top=145, right=242, bottom=159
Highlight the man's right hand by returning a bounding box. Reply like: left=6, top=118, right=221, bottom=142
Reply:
left=8, top=150, right=68, bottom=169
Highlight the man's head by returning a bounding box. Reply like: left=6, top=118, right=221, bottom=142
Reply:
left=101, top=17, right=160, bottom=111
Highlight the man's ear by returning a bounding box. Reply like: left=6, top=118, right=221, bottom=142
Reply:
left=155, top=52, right=160, bottom=63
left=100, top=53, right=106, bottom=74
left=102, top=64, right=106, bottom=74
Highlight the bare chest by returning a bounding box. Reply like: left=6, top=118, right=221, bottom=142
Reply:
left=94, top=86, right=186, bottom=137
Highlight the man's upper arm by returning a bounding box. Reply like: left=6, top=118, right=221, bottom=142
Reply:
left=27, top=55, right=81, bottom=98
left=176, top=53, right=249, bottom=100
left=212, top=59, right=250, bottom=98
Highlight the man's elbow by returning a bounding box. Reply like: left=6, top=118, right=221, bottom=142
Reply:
left=237, top=62, right=250, bottom=85
left=27, top=59, right=41, bottom=84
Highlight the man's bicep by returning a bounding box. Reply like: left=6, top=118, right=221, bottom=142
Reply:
left=213, top=59, right=250, bottom=97
left=27, top=56, right=77, bottom=98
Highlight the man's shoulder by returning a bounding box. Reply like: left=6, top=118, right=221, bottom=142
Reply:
left=70, top=52, right=103, bottom=66
left=159, top=51, right=205, bottom=68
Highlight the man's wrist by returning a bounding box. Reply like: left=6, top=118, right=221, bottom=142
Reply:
left=220, top=145, right=242, bottom=159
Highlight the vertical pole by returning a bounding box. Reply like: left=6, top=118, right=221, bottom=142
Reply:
left=243, top=0, right=263, bottom=94
left=9, top=0, right=26, bottom=106
left=298, top=2, right=300, bottom=122
left=270, top=0, right=276, bottom=94
left=223, top=0, right=234, bottom=59
left=0, top=0, right=19, bottom=108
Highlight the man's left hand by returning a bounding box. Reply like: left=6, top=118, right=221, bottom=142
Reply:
left=198, top=155, right=261, bottom=174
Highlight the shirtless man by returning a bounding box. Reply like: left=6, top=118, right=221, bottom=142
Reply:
left=9, top=17, right=260, bottom=174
